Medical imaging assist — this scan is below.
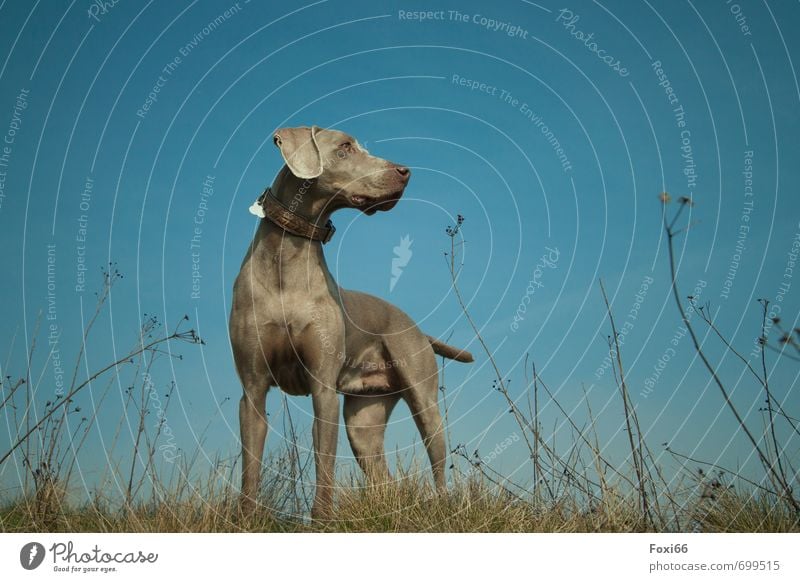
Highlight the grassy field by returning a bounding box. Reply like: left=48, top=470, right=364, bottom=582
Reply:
left=3, top=468, right=798, bottom=533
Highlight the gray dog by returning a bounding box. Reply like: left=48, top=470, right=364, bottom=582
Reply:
left=229, top=125, right=473, bottom=519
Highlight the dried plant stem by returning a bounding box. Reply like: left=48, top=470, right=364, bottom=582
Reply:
left=758, top=300, right=788, bottom=489
left=693, top=302, right=800, bottom=439
left=663, top=206, right=799, bottom=514
left=445, top=231, right=539, bottom=480
left=524, top=357, right=544, bottom=499
left=537, top=373, right=636, bottom=491
left=598, top=279, right=651, bottom=526
left=0, top=326, right=197, bottom=467
left=63, top=373, right=116, bottom=488
left=126, top=352, right=157, bottom=505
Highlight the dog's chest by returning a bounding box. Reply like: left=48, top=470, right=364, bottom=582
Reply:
left=255, top=258, right=342, bottom=330
left=261, top=291, right=347, bottom=393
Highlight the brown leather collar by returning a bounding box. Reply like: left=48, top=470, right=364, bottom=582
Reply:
left=259, top=188, right=335, bottom=244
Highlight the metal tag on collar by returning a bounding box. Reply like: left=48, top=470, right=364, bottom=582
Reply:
left=249, top=188, right=270, bottom=218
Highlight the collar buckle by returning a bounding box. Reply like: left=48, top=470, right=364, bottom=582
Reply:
left=322, top=221, right=335, bottom=244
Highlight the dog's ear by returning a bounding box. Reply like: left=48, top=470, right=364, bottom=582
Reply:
left=273, top=126, right=323, bottom=179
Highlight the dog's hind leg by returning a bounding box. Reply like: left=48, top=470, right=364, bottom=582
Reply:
left=384, top=334, right=447, bottom=489
left=403, top=379, right=447, bottom=490
left=344, top=393, right=400, bottom=484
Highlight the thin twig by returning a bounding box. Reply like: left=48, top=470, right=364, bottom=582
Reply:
left=759, top=300, right=788, bottom=489
left=663, top=200, right=798, bottom=513
left=0, top=326, right=200, bottom=467
left=599, top=279, right=651, bottom=525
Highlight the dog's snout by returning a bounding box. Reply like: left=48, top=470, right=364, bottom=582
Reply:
left=395, top=166, right=410, bottom=179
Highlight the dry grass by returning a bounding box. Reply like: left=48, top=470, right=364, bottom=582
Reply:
left=693, top=491, right=800, bottom=533
left=3, top=469, right=797, bottom=533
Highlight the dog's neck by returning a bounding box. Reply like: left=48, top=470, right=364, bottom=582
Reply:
left=270, top=166, right=340, bottom=225
left=251, top=167, right=338, bottom=270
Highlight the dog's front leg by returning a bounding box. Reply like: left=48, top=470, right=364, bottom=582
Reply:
left=310, top=378, right=339, bottom=521
left=239, top=384, right=268, bottom=513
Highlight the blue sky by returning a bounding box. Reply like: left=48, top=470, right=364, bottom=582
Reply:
left=1, top=0, right=799, bottom=501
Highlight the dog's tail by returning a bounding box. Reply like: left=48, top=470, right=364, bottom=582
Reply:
left=427, top=336, right=474, bottom=363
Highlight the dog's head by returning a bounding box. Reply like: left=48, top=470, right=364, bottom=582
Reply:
left=273, top=126, right=410, bottom=215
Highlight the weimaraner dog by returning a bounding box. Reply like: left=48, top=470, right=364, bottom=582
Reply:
left=229, top=125, right=473, bottom=519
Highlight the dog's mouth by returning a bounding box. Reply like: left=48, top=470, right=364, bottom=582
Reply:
left=350, top=191, right=403, bottom=215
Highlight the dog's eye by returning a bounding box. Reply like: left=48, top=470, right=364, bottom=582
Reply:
left=340, top=142, right=353, bottom=151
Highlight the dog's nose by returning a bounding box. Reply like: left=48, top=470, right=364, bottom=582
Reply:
left=395, top=166, right=410, bottom=179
